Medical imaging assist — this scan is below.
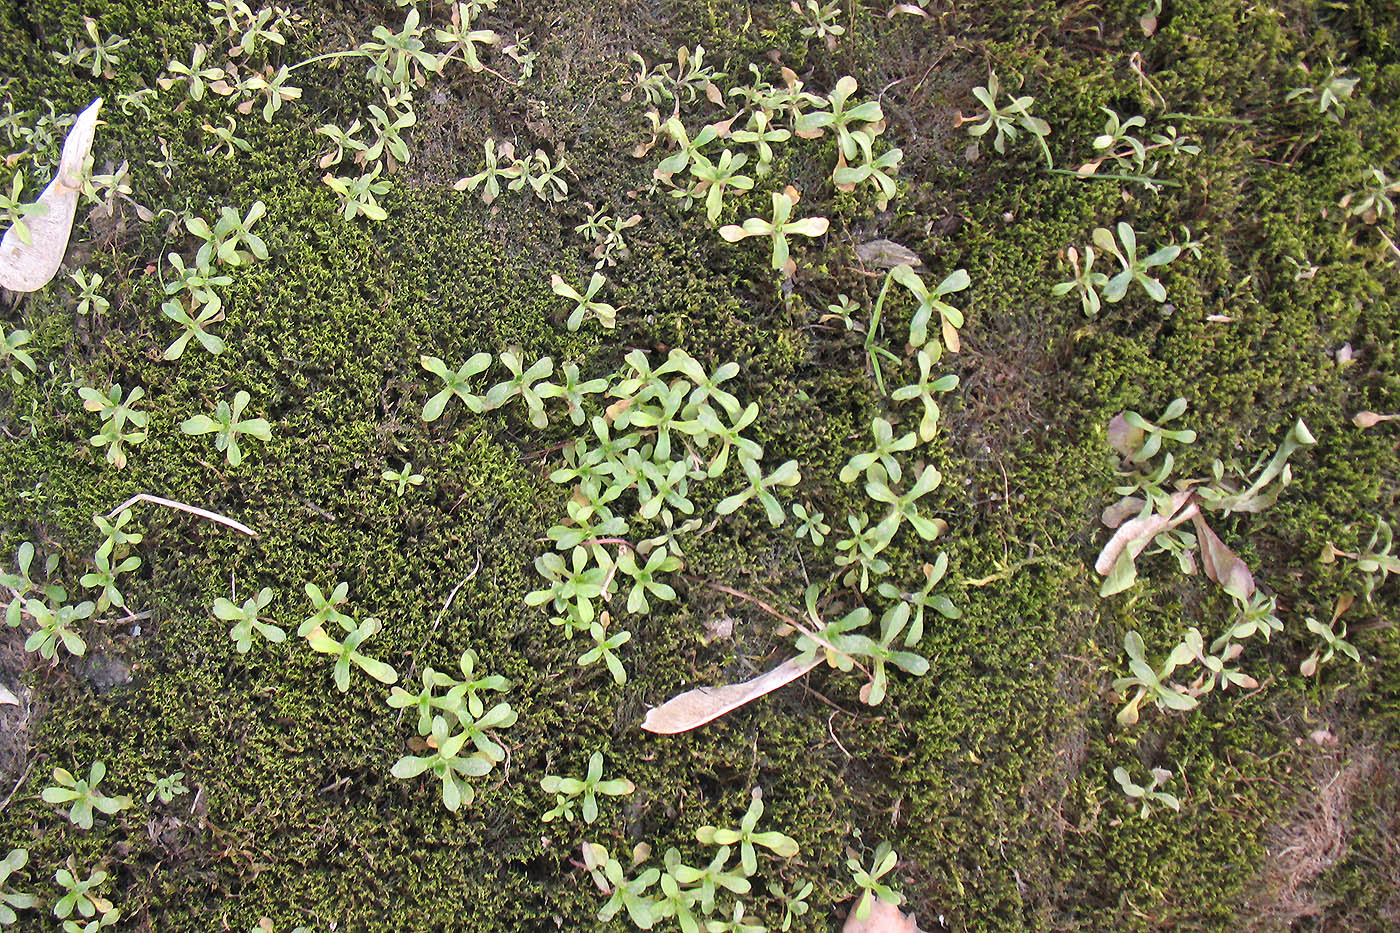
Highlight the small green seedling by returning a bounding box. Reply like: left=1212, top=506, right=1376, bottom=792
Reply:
left=579, top=617, right=631, bottom=685
left=798, top=0, right=845, bottom=48
left=323, top=166, right=391, bottom=221
left=316, top=120, right=369, bottom=169
left=307, top=616, right=398, bottom=692
left=0, top=173, right=48, bottom=246
left=360, top=8, right=439, bottom=88
left=536, top=362, right=608, bottom=425
left=80, top=551, right=140, bottom=613
left=202, top=117, right=251, bottom=158
left=184, top=201, right=268, bottom=267
left=840, top=418, right=916, bottom=484
left=891, top=348, right=958, bottom=441
left=159, top=43, right=228, bottom=101
left=1111, top=397, right=1196, bottom=464
left=54, top=16, right=129, bottom=79
left=455, top=138, right=521, bottom=205
left=484, top=351, right=554, bottom=427
left=957, top=71, right=1052, bottom=167
left=1300, top=615, right=1362, bottom=677
left=768, top=878, right=813, bottom=931
left=161, top=298, right=226, bottom=359
left=583, top=842, right=660, bottom=928
left=179, top=390, right=272, bottom=466
left=89, top=512, right=142, bottom=569
left=689, top=149, right=754, bottom=223
left=390, top=714, right=493, bottom=811
left=143, top=771, right=189, bottom=805
left=1052, top=245, right=1109, bottom=317
left=1285, top=62, right=1358, bottom=120
left=1, top=542, right=64, bottom=628
left=1093, top=222, right=1181, bottom=303
left=791, top=503, right=830, bottom=545
left=540, top=751, right=635, bottom=824
left=1113, top=630, right=1198, bottom=726
left=41, top=762, right=132, bottom=830
left=1113, top=765, right=1180, bottom=818
left=832, top=145, right=902, bottom=210
left=1, top=328, right=36, bottom=384
left=213, top=586, right=284, bottom=653
left=696, top=787, right=800, bottom=876
left=866, top=462, right=945, bottom=543
left=434, top=2, right=501, bottom=73
left=718, top=190, right=829, bottom=276
left=0, top=848, right=35, bottom=925
left=551, top=272, right=618, bottom=330
left=877, top=264, right=970, bottom=354
left=24, top=599, right=93, bottom=659
left=715, top=458, right=801, bottom=526
left=615, top=547, right=682, bottom=614
left=79, top=384, right=148, bottom=469
left=381, top=462, right=424, bottom=496
left=846, top=841, right=902, bottom=922
left=794, top=75, right=884, bottom=162
left=70, top=270, right=109, bottom=317
left=301, top=581, right=353, bottom=637
left=421, top=352, right=491, bottom=421
left=1339, top=168, right=1399, bottom=224
left=52, top=858, right=114, bottom=921
left=876, top=552, right=960, bottom=648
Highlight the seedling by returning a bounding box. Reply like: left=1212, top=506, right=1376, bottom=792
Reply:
left=1052, top=245, right=1109, bottom=317
left=301, top=581, right=353, bottom=637
left=536, top=362, right=609, bottom=425
left=1325, top=519, right=1399, bottom=604
left=840, top=417, right=917, bottom=483
left=1300, top=616, right=1361, bottom=677
left=143, top=771, right=189, bottom=805
left=846, top=841, right=902, bottom=922
left=579, top=617, right=631, bottom=685
left=23, top=598, right=92, bottom=659
left=52, top=858, right=114, bottom=921
left=240, top=65, right=303, bottom=123
left=161, top=298, right=226, bottom=360
left=390, top=714, right=492, bottom=811
left=527, top=547, right=611, bottom=626
left=705, top=902, right=764, bottom=933
left=696, top=787, right=800, bottom=877
left=876, top=553, right=960, bottom=647
left=0, top=848, right=35, bottom=925
left=316, top=120, right=369, bottom=169
left=656, top=117, right=719, bottom=180
left=552, top=272, right=618, bottom=330
left=866, top=462, right=945, bottom=543
left=797, top=0, right=845, bottom=48
left=213, top=586, right=285, bottom=653
left=1112, top=630, right=1198, bottom=726
left=159, top=44, right=228, bottom=101
left=832, top=146, right=902, bottom=209
left=307, top=617, right=398, bottom=692
left=583, top=842, right=660, bottom=928
left=42, top=761, right=132, bottom=830
left=689, top=149, right=754, bottom=223
left=616, top=547, right=682, bottom=614
left=1091, top=108, right=1147, bottom=168
left=526, top=149, right=569, bottom=202
left=323, top=165, right=391, bottom=221
left=1339, top=168, right=1399, bottom=224
left=1093, top=222, right=1181, bottom=303
left=0, top=542, right=64, bottom=628
left=574, top=207, right=641, bottom=268
left=957, top=71, right=1052, bottom=167
left=730, top=110, right=791, bottom=175
left=0, top=173, right=46, bottom=247
left=834, top=513, right=891, bottom=591
left=794, top=76, right=884, bottom=161
left=164, top=253, right=231, bottom=308
left=184, top=201, right=268, bottom=268
left=455, top=700, right=517, bottom=763
left=1285, top=63, right=1358, bottom=120
left=360, top=8, right=439, bottom=88
left=433, top=3, right=500, bottom=73
left=79, top=384, right=148, bottom=468
left=791, top=503, right=830, bottom=546
left=69, top=270, right=108, bottom=317
left=455, top=138, right=521, bottom=204
left=540, top=751, right=635, bottom=824
left=202, top=117, right=251, bottom=158
left=718, top=190, right=829, bottom=276
left=1113, top=765, right=1180, bottom=818
left=381, top=462, right=424, bottom=496
left=1, top=328, right=36, bottom=383
left=365, top=100, right=416, bottom=166
left=891, top=348, right=958, bottom=441
left=1110, top=397, right=1196, bottom=464
left=884, top=263, right=970, bottom=353
left=715, top=457, right=801, bottom=526
left=179, top=390, right=272, bottom=466
left=421, top=352, right=491, bottom=421
left=80, top=551, right=140, bottom=613
left=484, top=351, right=554, bottom=427
left=54, top=17, right=129, bottom=79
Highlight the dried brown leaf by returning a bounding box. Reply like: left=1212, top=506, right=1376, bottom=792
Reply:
left=1189, top=513, right=1255, bottom=600
left=0, top=98, right=102, bottom=292
left=854, top=239, right=922, bottom=269
left=844, top=899, right=921, bottom=933
left=1094, top=489, right=1196, bottom=577
left=640, top=656, right=820, bottom=734
left=1101, top=496, right=1146, bottom=529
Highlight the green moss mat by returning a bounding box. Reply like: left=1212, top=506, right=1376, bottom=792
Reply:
left=0, top=0, right=1396, bottom=929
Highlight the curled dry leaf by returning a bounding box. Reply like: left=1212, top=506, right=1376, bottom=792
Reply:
left=855, top=239, right=922, bottom=270
left=1101, top=496, right=1146, bottom=530
left=1094, top=489, right=1196, bottom=577
left=0, top=97, right=102, bottom=292
left=1190, top=513, right=1254, bottom=601
left=641, top=655, right=820, bottom=734
left=844, top=898, right=921, bottom=933
left=1353, top=411, right=1399, bottom=429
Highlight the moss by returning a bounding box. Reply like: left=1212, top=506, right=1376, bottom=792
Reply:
left=0, top=0, right=1397, bottom=930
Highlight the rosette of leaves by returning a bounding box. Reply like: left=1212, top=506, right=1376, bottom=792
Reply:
left=539, top=751, right=635, bottom=824
left=41, top=762, right=132, bottom=830
left=695, top=787, right=800, bottom=876
left=390, top=714, right=493, bottom=812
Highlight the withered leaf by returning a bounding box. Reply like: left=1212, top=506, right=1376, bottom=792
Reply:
left=854, top=239, right=922, bottom=269
left=1189, top=513, right=1254, bottom=601
left=641, top=656, right=820, bottom=734
left=0, top=98, right=102, bottom=292
left=844, top=899, right=921, bottom=933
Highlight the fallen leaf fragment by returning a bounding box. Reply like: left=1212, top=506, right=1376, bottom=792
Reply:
left=0, top=684, right=17, bottom=706
left=0, top=98, right=102, bottom=292
left=1094, top=489, right=1196, bottom=577
left=1190, top=513, right=1255, bottom=601
left=641, top=656, right=819, bottom=734
left=854, top=239, right=922, bottom=269
left=1353, top=411, right=1399, bottom=429
left=844, top=898, right=921, bottom=933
